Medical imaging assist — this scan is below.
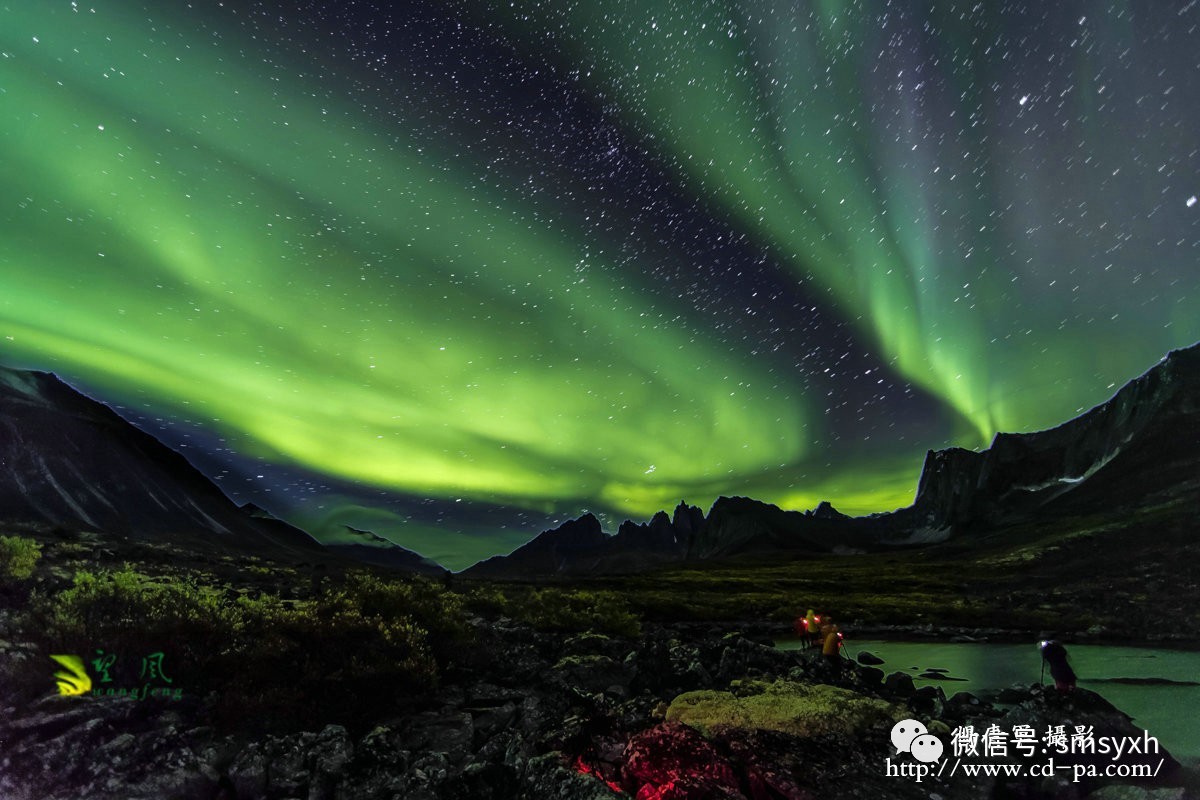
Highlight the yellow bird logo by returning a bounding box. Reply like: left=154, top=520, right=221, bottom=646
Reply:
left=50, top=654, right=92, bottom=696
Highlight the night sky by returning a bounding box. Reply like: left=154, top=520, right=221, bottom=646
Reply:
left=2, top=1, right=1197, bottom=569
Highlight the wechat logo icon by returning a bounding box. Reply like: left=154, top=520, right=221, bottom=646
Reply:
left=891, top=719, right=943, bottom=763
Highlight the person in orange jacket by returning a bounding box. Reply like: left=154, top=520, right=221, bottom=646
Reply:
left=805, top=609, right=821, bottom=648
left=793, top=608, right=823, bottom=649
left=820, top=617, right=843, bottom=662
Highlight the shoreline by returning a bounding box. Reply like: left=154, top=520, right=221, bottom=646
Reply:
left=683, top=619, right=1200, bottom=651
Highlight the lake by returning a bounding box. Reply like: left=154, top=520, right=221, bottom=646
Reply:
left=777, top=637, right=1200, bottom=762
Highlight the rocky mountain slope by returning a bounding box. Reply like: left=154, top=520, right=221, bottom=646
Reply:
left=0, top=366, right=322, bottom=557
left=0, top=365, right=448, bottom=571
left=904, top=341, right=1200, bottom=531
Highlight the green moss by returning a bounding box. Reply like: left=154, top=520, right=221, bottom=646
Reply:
left=0, top=535, right=42, bottom=581
left=666, top=680, right=906, bottom=738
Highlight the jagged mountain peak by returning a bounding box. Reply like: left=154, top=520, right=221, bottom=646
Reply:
left=6, top=341, right=1196, bottom=578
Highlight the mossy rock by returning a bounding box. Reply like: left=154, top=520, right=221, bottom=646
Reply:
left=666, top=680, right=906, bottom=738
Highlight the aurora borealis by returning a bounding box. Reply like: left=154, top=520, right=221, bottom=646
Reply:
left=2, top=1, right=1198, bottom=568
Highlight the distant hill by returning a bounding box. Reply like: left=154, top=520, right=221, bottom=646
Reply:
left=0, top=364, right=456, bottom=574
left=0, top=365, right=326, bottom=556
left=325, top=525, right=447, bottom=576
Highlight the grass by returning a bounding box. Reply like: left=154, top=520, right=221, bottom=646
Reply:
left=575, top=500, right=1200, bottom=642
left=1, top=538, right=645, bottom=734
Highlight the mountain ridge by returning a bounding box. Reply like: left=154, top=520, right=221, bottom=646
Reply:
left=462, top=342, right=1200, bottom=577
left=2, top=342, right=1196, bottom=576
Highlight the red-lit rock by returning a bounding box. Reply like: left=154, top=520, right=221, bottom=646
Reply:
left=635, top=775, right=744, bottom=799
left=622, top=722, right=740, bottom=798
left=575, top=756, right=625, bottom=793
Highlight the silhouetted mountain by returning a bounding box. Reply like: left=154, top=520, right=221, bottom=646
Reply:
left=671, top=500, right=707, bottom=541
left=237, top=501, right=326, bottom=552
left=904, top=343, right=1200, bottom=532
left=7, top=341, right=1197, bottom=579
left=464, top=503, right=716, bottom=578
left=464, top=342, right=1200, bottom=577
left=613, top=510, right=683, bottom=553
left=688, top=496, right=879, bottom=559
left=326, top=526, right=447, bottom=576
left=462, top=494, right=886, bottom=577
left=0, top=365, right=327, bottom=555
left=465, top=513, right=608, bottom=578
left=604, top=507, right=690, bottom=570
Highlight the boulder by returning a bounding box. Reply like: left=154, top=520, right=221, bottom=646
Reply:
left=551, top=654, right=637, bottom=694
left=522, top=752, right=624, bottom=799
left=883, top=671, right=916, bottom=697
left=621, top=722, right=740, bottom=798
left=908, top=685, right=946, bottom=717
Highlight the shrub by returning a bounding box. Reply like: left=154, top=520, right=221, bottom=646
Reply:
left=0, top=535, right=42, bottom=581
left=330, top=572, right=469, bottom=667
left=221, top=590, right=437, bottom=731
left=37, top=568, right=236, bottom=694
left=30, top=567, right=467, bottom=732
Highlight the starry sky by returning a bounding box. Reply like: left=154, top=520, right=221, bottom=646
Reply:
left=2, top=1, right=1198, bottom=569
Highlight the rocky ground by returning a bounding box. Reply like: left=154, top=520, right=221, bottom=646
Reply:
left=0, top=525, right=1196, bottom=799
left=1, top=616, right=1192, bottom=799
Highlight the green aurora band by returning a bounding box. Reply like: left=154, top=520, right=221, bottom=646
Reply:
left=2, top=2, right=1198, bottom=536
left=0, top=3, right=809, bottom=516
left=483, top=0, right=1200, bottom=441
